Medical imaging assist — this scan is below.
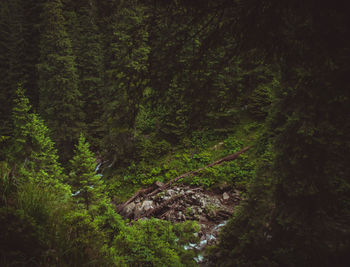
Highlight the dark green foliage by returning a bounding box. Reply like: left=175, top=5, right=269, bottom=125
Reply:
left=213, top=144, right=276, bottom=266
left=0, top=0, right=26, bottom=136
left=0, top=162, right=14, bottom=207
left=38, top=0, right=84, bottom=162
left=64, top=0, right=105, bottom=149
left=1, top=0, right=350, bottom=266
left=99, top=0, right=150, bottom=167
left=211, top=1, right=350, bottom=266
left=247, top=84, right=273, bottom=120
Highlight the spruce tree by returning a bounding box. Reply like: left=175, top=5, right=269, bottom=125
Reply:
left=6, top=85, right=32, bottom=165
left=69, top=134, right=106, bottom=212
left=67, top=0, right=104, bottom=149
left=9, top=86, right=70, bottom=196
left=0, top=0, right=26, bottom=136
left=100, top=1, right=150, bottom=166
left=37, top=0, right=84, bottom=162
left=211, top=1, right=350, bottom=266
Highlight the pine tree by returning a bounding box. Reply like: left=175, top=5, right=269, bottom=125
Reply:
left=69, top=134, right=106, bottom=212
left=8, top=85, right=32, bottom=164
left=99, top=0, right=150, bottom=166
left=37, top=0, right=84, bottom=162
left=0, top=0, right=26, bottom=136
left=21, top=0, right=46, bottom=110
left=212, top=1, right=350, bottom=266
left=9, top=86, right=70, bottom=196
left=66, top=0, right=104, bottom=149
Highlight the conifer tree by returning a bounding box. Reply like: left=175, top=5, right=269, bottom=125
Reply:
left=100, top=1, right=150, bottom=165
left=69, top=134, right=107, bottom=212
left=67, top=0, right=104, bottom=149
left=0, top=0, right=26, bottom=136
left=8, top=85, right=32, bottom=164
left=37, top=0, right=84, bottom=162
left=9, top=86, right=70, bottom=196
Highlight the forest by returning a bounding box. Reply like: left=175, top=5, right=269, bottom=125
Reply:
left=0, top=0, right=349, bottom=266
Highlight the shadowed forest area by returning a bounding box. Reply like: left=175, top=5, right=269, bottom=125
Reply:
left=0, top=0, right=349, bottom=266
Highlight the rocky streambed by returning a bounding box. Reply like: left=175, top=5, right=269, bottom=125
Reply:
left=117, top=184, right=241, bottom=262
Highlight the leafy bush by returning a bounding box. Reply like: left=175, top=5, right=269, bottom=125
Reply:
left=136, top=135, right=172, bottom=161
left=114, top=218, right=199, bottom=266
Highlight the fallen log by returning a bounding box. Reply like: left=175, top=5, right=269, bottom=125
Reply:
left=117, top=146, right=251, bottom=214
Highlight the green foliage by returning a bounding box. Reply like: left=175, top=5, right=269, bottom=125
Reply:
left=7, top=85, right=32, bottom=164
left=38, top=0, right=84, bottom=162
left=69, top=134, right=107, bottom=213
left=8, top=86, right=70, bottom=197
left=100, top=0, right=150, bottom=167
left=115, top=132, right=256, bottom=192
left=213, top=144, right=276, bottom=266
left=2, top=1, right=350, bottom=266
left=0, top=0, right=26, bottom=136
left=247, top=83, right=274, bottom=120
left=0, top=161, right=14, bottom=207
left=64, top=0, right=105, bottom=150
left=59, top=209, right=107, bottom=265
left=114, top=218, right=199, bottom=266
left=136, top=135, right=172, bottom=161
left=16, top=182, right=65, bottom=227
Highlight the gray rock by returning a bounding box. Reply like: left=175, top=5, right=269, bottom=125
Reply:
left=134, top=203, right=143, bottom=218
left=124, top=202, right=136, bottom=215
left=167, top=189, right=175, bottom=195
left=223, top=192, right=230, bottom=200
left=141, top=200, right=153, bottom=211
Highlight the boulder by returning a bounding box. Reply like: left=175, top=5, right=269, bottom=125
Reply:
left=222, top=192, right=230, bottom=200
left=123, top=202, right=136, bottom=216
left=141, top=200, right=154, bottom=211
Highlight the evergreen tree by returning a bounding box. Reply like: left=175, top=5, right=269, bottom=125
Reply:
left=21, top=0, right=46, bottom=109
left=37, top=0, right=84, bottom=162
left=0, top=0, right=26, bottom=136
left=75, top=0, right=104, bottom=149
left=211, top=1, right=350, bottom=266
left=69, top=134, right=107, bottom=212
left=9, top=86, right=69, bottom=195
left=8, top=85, right=32, bottom=164
left=97, top=1, right=150, bottom=166
left=64, top=0, right=104, bottom=149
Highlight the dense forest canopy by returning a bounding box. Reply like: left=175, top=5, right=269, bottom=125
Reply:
left=1, top=0, right=349, bottom=266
